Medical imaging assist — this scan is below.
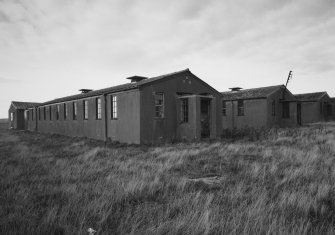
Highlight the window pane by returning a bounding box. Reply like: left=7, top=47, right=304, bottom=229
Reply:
left=154, top=93, right=164, bottom=118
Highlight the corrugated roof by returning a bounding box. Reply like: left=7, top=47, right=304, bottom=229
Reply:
left=11, top=101, right=40, bottom=109
left=294, top=92, right=328, bottom=101
left=221, top=85, right=285, bottom=100
left=41, top=69, right=191, bottom=106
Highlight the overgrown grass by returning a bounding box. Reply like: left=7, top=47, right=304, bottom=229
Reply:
left=1, top=123, right=335, bottom=234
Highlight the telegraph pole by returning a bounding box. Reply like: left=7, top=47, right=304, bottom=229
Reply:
left=283, top=70, right=293, bottom=99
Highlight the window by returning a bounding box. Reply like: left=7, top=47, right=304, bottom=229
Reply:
left=73, top=102, right=77, bottom=120
left=320, top=102, right=323, bottom=114
left=43, top=107, right=46, bottom=120
left=282, top=102, right=290, bottom=118
left=96, top=98, right=102, bottom=119
left=27, top=110, right=29, bottom=120
left=10, top=112, right=14, bottom=121
left=111, top=96, right=117, bottom=119
left=32, top=110, right=34, bottom=121
left=64, top=103, right=67, bottom=120
left=83, top=100, right=88, bottom=120
left=222, top=101, right=226, bottom=116
left=56, top=105, right=60, bottom=120
left=49, top=106, right=52, bottom=120
left=154, top=93, right=164, bottom=118
left=272, top=100, right=276, bottom=116
left=39, top=108, right=41, bottom=120
left=237, top=100, right=244, bottom=116
left=181, top=98, right=189, bottom=123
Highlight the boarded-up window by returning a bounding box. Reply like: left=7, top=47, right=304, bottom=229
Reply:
left=56, top=105, right=60, bottom=120
left=282, top=102, right=290, bottom=118
left=181, top=98, right=188, bottom=123
left=83, top=100, right=88, bottom=120
left=111, top=96, right=117, bottom=119
left=154, top=93, right=164, bottom=118
left=237, top=100, right=244, bottom=116
left=222, top=101, right=226, bottom=116
left=64, top=103, right=67, bottom=119
left=96, top=98, right=102, bottom=119
left=272, top=100, right=276, bottom=116
left=73, top=102, right=77, bottom=120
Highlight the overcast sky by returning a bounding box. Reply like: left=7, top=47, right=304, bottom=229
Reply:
left=1, top=0, right=335, bottom=118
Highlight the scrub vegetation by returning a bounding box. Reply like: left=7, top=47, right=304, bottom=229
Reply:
left=1, top=123, right=335, bottom=234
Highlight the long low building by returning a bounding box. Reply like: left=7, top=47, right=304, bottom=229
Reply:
left=221, top=85, right=300, bottom=130
left=294, top=92, right=332, bottom=124
left=23, top=69, right=223, bottom=144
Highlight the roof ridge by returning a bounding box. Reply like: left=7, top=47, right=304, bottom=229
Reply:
left=221, top=84, right=284, bottom=94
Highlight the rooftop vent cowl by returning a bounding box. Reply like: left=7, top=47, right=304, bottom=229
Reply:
left=79, top=89, right=93, bottom=94
left=229, top=87, right=243, bottom=92
left=126, top=76, right=148, bottom=83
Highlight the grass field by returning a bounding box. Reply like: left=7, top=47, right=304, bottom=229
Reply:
left=1, top=123, right=335, bottom=234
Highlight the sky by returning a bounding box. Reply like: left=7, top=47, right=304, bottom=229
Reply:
left=1, top=0, right=335, bottom=118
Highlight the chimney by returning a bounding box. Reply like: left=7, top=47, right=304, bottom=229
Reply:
left=229, top=87, right=243, bottom=92
left=79, top=89, right=93, bottom=94
left=126, top=76, right=147, bottom=83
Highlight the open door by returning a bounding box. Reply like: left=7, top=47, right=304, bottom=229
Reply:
left=297, top=103, right=301, bottom=125
left=200, top=99, right=210, bottom=138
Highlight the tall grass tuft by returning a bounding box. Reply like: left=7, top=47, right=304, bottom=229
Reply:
left=1, top=123, right=335, bottom=234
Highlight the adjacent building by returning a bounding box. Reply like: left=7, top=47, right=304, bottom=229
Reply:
left=25, top=69, right=223, bottom=144
left=221, top=85, right=299, bottom=130
left=294, top=92, right=332, bottom=124
left=8, top=101, right=40, bottom=130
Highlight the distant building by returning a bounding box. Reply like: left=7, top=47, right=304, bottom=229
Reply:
left=221, top=85, right=299, bottom=129
left=8, top=101, right=40, bottom=130
left=25, top=69, right=223, bottom=144
left=295, top=92, right=332, bottom=124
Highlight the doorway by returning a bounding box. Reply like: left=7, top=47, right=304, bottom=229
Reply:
left=297, top=103, right=301, bottom=125
left=200, top=99, right=210, bottom=138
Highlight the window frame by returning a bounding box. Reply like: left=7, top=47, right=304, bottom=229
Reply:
left=222, top=101, right=226, bottom=116
left=237, top=100, right=244, bottom=116
left=282, top=102, right=290, bottom=118
left=96, top=98, right=102, bottom=120
left=271, top=100, right=276, bottom=116
left=56, top=105, right=60, bottom=120
left=73, top=102, right=77, bottom=120
left=63, top=103, right=67, bottom=120
left=154, top=93, right=164, bottom=118
left=111, top=96, right=117, bottom=119
left=181, top=98, right=189, bottom=123
left=83, top=100, right=89, bottom=120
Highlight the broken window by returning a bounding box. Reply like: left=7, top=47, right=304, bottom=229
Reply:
left=181, top=98, right=189, bottom=123
left=154, top=93, right=164, bottom=118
